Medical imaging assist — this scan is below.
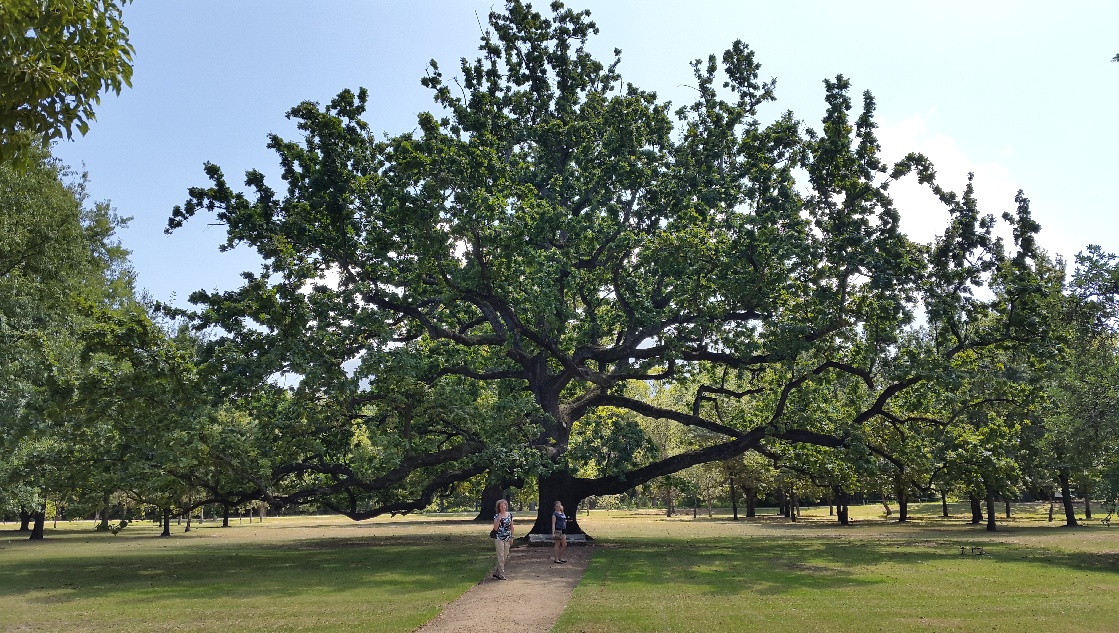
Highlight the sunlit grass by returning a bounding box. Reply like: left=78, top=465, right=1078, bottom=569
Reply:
left=3, top=503, right=1117, bottom=632
left=0, top=515, right=492, bottom=632
left=557, top=502, right=1119, bottom=633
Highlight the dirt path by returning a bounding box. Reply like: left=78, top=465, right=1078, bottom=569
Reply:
left=416, top=543, right=592, bottom=633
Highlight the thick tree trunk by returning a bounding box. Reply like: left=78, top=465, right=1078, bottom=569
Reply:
left=1083, top=486, right=1092, bottom=520
left=29, top=509, right=46, bottom=540
left=745, top=487, right=756, bottom=518
left=969, top=494, right=983, bottom=524
left=833, top=486, right=849, bottom=526
left=789, top=487, right=798, bottom=523
left=729, top=479, right=739, bottom=520
left=1058, top=469, right=1078, bottom=527
left=1004, top=498, right=1011, bottom=519
left=532, top=472, right=587, bottom=536
left=185, top=511, right=192, bottom=533
left=222, top=504, right=230, bottom=527
left=1048, top=492, right=1055, bottom=522
left=19, top=508, right=31, bottom=532
left=985, top=489, right=997, bottom=532
left=98, top=493, right=111, bottom=531
left=474, top=482, right=507, bottom=522
left=160, top=508, right=171, bottom=537
left=896, top=480, right=909, bottom=523
left=940, top=489, right=949, bottom=517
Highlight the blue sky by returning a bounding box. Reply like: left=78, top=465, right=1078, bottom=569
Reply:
left=52, top=1, right=1118, bottom=307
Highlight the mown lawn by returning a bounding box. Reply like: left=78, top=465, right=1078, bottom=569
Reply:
left=3, top=503, right=1117, bottom=632
left=0, top=514, right=492, bottom=632
left=557, top=503, right=1119, bottom=633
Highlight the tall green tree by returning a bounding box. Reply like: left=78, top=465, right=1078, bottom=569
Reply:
left=1039, top=246, right=1119, bottom=525
left=167, top=1, right=1048, bottom=535
left=0, top=147, right=134, bottom=538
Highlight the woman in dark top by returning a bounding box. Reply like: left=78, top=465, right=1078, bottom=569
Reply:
left=551, top=500, right=567, bottom=563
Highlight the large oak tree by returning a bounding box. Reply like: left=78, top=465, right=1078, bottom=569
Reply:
left=168, top=1, right=1046, bottom=534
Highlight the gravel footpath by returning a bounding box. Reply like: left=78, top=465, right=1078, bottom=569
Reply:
left=415, top=542, right=591, bottom=632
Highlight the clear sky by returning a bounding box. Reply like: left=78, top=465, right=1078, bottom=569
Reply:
left=52, top=1, right=1119, bottom=308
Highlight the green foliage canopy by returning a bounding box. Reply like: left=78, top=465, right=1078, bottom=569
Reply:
left=167, top=1, right=1049, bottom=532
left=0, top=0, right=134, bottom=159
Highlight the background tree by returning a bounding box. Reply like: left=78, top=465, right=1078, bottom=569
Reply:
left=0, top=146, right=134, bottom=538
left=1038, top=246, right=1119, bottom=525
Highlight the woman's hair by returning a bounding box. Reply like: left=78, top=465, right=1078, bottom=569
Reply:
left=495, top=498, right=507, bottom=513
left=554, top=500, right=563, bottom=508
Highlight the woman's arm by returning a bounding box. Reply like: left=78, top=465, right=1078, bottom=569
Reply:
left=551, top=513, right=557, bottom=532
left=493, top=515, right=501, bottom=530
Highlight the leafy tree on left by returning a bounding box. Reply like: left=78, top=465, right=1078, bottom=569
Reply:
left=0, top=0, right=134, bottom=161
left=0, top=146, right=134, bottom=538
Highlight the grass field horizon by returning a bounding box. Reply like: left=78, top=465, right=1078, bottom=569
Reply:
left=3, top=501, right=1117, bottom=632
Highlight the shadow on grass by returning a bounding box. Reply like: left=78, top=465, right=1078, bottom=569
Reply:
left=590, top=535, right=1119, bottom=597
left=0, top=532, right=491, bottom=606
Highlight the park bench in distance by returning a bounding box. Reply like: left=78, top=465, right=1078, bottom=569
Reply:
left=528, top=533, right=588, bottom=545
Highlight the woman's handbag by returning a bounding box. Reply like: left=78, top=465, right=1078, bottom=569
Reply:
left=489, top=528, right=498, bottom=539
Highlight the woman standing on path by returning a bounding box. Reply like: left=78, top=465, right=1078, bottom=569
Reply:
left=551, top=501, right=567, bottom=563
left=492, top=499, right=513, bottom=580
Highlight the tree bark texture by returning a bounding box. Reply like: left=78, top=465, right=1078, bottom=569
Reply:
left=985, top=489, right=997, bottom=532
left=531, top=472, right=587, bottom=536
left=1059, top=469, right=1079, bottom=527
left=29, top=508, right=46, bottom=540
left=475, top=482, right=507, bottom=522
left=833, top=486, right=849, bottom=526
left=729, top=479, right=739, bottom=520
left=896, top=479, right=908, bottom=523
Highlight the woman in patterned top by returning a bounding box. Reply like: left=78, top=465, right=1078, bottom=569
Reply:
left=551, top=500, right=568, bottom=563
left=492, top=499, right=513, bottom=580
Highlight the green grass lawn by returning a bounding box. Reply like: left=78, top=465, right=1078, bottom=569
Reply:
left=557, top=502, right=1119, bottom=633
left=0, top=514, right=492, bottom=632
left=2, top=502, right=1117, bottom=632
